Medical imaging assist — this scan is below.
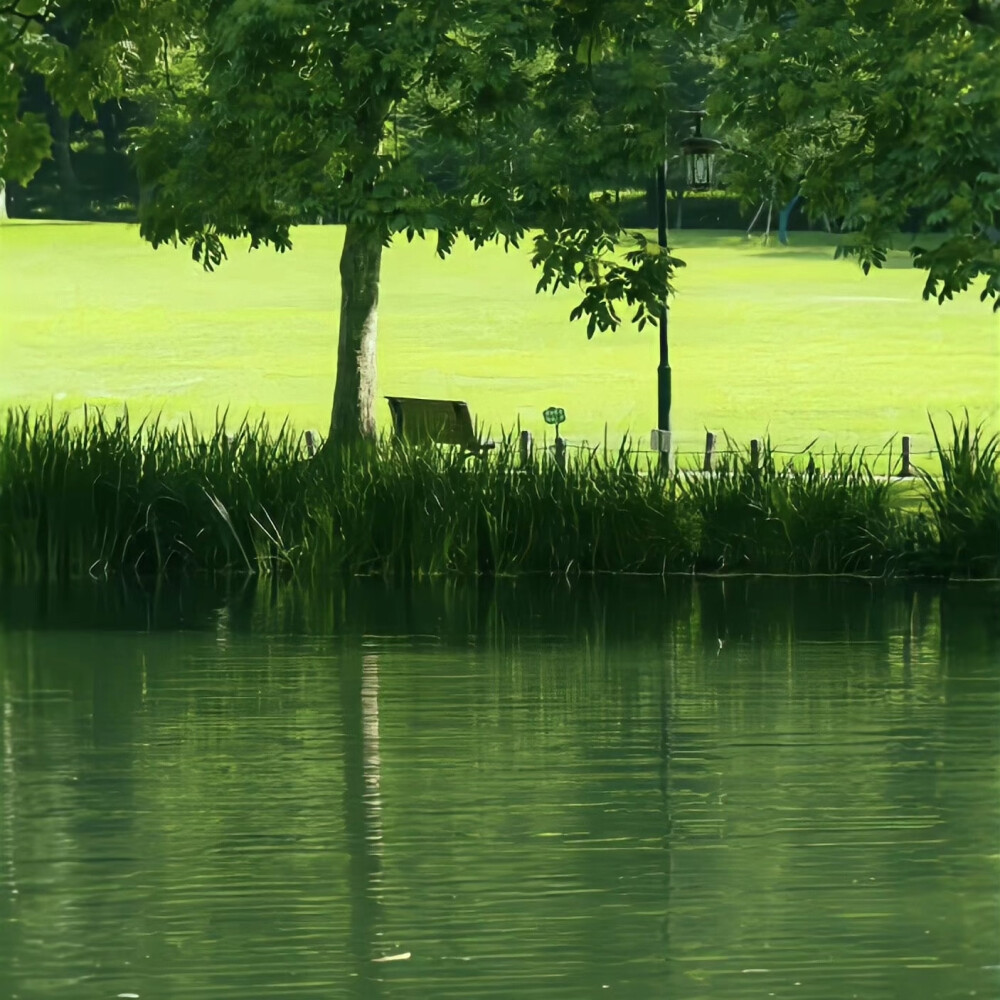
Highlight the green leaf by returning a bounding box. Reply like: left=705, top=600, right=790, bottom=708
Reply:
left=1, top=112, right=52, bottom=184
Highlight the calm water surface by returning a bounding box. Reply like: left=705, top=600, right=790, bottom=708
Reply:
left=0, top=580, right=997, bottom=1000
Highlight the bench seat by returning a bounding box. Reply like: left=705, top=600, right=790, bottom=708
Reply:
left=385, top=397, right=494, bottom=454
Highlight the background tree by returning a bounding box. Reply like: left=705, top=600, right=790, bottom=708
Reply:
left=136, top=0, right=699, bottom=444
left=0, top=0, right=194, bottom=215
left=711, top=0, right=1000, bottom=308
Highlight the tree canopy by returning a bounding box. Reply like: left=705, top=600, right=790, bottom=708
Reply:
left=135, top=0, right=695, bottom=440
left=0, top=0, right=192, bottom=185
left=712, top=0, right=1000, bottom=310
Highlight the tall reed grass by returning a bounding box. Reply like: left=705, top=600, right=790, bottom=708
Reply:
left=914, top=417, right=1000, bottom=577
left=1, top=409, right=996, bottom=581
left=0, top=408, right=306, bottom=580
left=681, top=440, right=908, bottom=574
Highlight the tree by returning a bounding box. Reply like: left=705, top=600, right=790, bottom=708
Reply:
left=136, top=1, right=696, bottom=444
left=0, top=0, right=193, bottom=213
left=711, top=0, right=1000, bottom=309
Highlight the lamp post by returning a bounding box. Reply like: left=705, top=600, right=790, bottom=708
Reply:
left=656, top=160, right=671, bottom=439
left=654, top=111, right=722, bottom=467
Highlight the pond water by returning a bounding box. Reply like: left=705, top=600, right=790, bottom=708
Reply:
left=0, top=579, right=997, bottom=1000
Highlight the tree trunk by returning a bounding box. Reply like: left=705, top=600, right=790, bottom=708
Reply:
left=0, top=180, right=7, bottom=222
left=96, top=101, right=122, bottom=154
left=329, top=221, right=384, bottom=443
left=49, top=107, right=80, bottom=199
left=3, top=180, right=21, bottom=218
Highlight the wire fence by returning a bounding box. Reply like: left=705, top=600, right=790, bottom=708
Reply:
left=301, top=428, right=941, bottom=472
left=530, top=441, right=939, bottom=458
left=524, top=434, right=941, bottom=478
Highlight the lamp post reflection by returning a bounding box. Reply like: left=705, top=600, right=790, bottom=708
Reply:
left=2, top=674, right=16, bottom=911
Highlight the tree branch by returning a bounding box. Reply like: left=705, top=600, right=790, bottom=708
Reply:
left=0, top=1, right=55, bottom=51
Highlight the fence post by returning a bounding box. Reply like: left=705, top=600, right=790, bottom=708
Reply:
left=519, top=429, right=533, bottom=468
left=703, top=431, right=716, bottom=473
left=305, top=430, right=317, bottom=458
left=899, top=435, right=913, bottom=477
left=554, top=436, right=566, bottom=472
left=750, top=438, right=761, bottom=472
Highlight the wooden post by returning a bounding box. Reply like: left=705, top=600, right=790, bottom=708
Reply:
left=750, top=438, right=761, bottom=471
left=305, top=430, right=317, bottom=458
left=703, top=431, right=716, bottom=473
left=519, top=429, right=533, bottom=468
left=899, top=435, right=913, bottom=478
left=554, top=436, right=566, bottom=472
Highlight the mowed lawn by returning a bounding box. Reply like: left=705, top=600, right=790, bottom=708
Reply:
left=1, top=221, right=996, bottom=460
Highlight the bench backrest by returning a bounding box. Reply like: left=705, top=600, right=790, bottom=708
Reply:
left=385, top=397, right=482, bottom=449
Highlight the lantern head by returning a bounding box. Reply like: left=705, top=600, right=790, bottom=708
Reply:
left=680, top=113, right=723, bottom=191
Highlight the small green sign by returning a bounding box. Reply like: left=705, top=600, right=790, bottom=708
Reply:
left=543, top=407, right=565, bottom=427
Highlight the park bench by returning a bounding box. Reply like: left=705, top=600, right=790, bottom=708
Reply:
left=385, top=396, right=495, bottom=455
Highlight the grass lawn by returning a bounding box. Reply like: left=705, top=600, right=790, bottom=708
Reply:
left=1, top=221, right=996, bottom=465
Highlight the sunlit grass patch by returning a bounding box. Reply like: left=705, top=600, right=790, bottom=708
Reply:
left=0, top=222, right=996, bottom=459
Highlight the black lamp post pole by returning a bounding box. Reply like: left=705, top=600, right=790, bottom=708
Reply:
left=656, top=159, right=671, bottom=445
